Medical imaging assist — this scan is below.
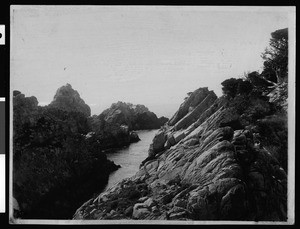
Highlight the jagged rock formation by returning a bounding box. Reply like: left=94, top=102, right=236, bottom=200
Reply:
left=12, top=90, right=120, bottom=219
left=88, top=102, right=168, bottom=149
left=168, top=87, right=215, bottom=127
left=73, top=83, right=287, bottom=221
left=144, top=88, right=217, bottom=160
left=49, top=83, right=91, bottom=116
left=101, top=101, right=168, bottom=131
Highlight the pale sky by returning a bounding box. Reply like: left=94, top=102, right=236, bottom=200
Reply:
left=10, top=6, right=292, bottom=118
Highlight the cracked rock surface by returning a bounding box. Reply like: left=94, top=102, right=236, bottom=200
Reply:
left=73, top=86, right=287, bottom=221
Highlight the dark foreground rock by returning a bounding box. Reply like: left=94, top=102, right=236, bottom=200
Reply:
left=73, top=83, right=288, bottom=221
left=13, top=89, right=120, bottom=219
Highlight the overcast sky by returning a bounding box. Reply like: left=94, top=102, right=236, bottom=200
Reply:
left=11, top=6, right=292, bottom=118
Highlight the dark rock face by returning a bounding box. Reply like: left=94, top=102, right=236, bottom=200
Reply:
left=49, top=83, right=91, bottom=116
left=88, top=102, right=168, bottom=149
left=101, top=101, right=168, bottom=131
left=158, top=116, right=169, bottom=126
left=13, top=90, right=120, bottom=219
left=13, top=91, right=39, bottom=132
left=134, top=111, right=164, bottom=130
left=74, top=84, right=288, bottom=221
left=12, top=86, right=168, bottom=220
left=130, top=131, right=141, bottom=143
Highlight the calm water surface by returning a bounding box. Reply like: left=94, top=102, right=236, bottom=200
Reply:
left=104, top=129, right=158, bottom=191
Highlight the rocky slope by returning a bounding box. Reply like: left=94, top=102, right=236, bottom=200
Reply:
left=73, top=81, right=288, bottom=221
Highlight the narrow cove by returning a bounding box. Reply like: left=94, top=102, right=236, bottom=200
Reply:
left=104, top=129, right=158, bottom=192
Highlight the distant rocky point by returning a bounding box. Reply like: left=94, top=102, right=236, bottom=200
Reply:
left=88, top=101, right=169, bottom=149
left=100, top=101, right=168, bottom=131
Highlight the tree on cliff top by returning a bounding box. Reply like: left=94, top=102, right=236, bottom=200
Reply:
left=261, top=28, right=288, bottom=84
left=221, top=78, right=253, bottom=98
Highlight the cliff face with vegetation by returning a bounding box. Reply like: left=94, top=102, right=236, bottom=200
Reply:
left=73, top=28, right=289, bottom=221
left=73, top=80, right=288, bottom=221
left=13, top=86, right=121, bottom=219
left=12, top=84, right=166, bottom=219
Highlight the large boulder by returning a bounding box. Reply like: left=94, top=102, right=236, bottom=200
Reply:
left=130, top=131, right=141, bottom=143
left=132, top=203, right=150, bottom=219
left=149, top=129, right=167, bottom=155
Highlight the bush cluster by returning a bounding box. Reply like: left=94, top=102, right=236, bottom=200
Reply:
left=221, top=78, right=253, bottom=98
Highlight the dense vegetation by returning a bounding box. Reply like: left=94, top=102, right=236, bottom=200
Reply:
left=220, top=28, right=288, bottom=171
left=13, top=94, right=120, bottom=219
left=221, top=28, right=288, bottom=98
left=261, top=28, right=288, bottom=83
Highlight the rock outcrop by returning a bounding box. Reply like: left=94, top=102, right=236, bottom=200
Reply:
left=49, top=83, right=91, bottom=116
left=100, top=101, right=168, bottom=131
left=88, top=102, right=168, bottom=149
left=13, top=90, right=120, bottom=219
left=168, top=87, right=213, bottom=126
left=13, top=91, right=39, bottom=131
left=73, top=83, right=288, bottom=221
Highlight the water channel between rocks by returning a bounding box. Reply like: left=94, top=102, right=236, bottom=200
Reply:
left=104, top=129, right=158, bottom=191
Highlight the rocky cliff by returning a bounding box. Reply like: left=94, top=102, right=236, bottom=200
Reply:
left=12, top=89, right=120, bottom=219
left=49, top=83, right=91, bottom=117
left=100, top=101, right=168, bottom=131
left=73, top=80, right=288, bottom=221
left=88, top=102, right=169, bottom=149
left=12, top=84, right=169, bottom=219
